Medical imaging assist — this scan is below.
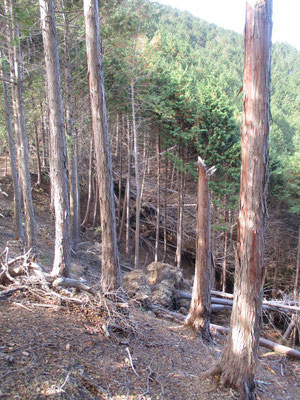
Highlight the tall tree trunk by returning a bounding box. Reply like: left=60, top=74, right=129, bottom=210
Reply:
left=206, top=2, right=273, bottom=398
left=84, top=0, right=121, bottom=292
left=6, top=0, right=37, bottom=249
left=39, top=0, right=71, bottom=277
left=92, top=177, right=99, bottom=228
left=163, top=158, right=168, bottom=262
left=221, top=195, right=229, bottom=293
left=32, top=96, right=42, bottom=186
left=175, top=163, right=184, bottom=269
left=155, top=133, right=161, bottom=262
left=272, top=228, right=280, bottom=298
left=131, top=22, right=141, bottom=269
left=185, top=157, right=214, bottom=340
left=117, top=116, right=123, bottom=229
left=40, top=100, right=47, bottom=169
left=82, top=136, right=94, bottom=227
left=140, top=132, right=149, bottom=211
left=125, top=118, right=132, bottom=258
left=1, top=47, right=24, bottom=243
left=61, top=0, right=80, bottom=251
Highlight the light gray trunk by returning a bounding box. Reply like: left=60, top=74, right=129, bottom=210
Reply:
left=1, top=47, right=24, bottom=243
left=126, top=118, right=132, bottom=257
left=82, top=136, right=94, bottom=227
left=39, top=0, right=71, bottom=277
left=131, top=21, right=141, bottom=269
left=155, top=134, right=161, bottom=262
left=6, top=0, right=37, bottom=249
left=61, top=0, right=80, bottom=251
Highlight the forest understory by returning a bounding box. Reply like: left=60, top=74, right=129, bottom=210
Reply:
left=0, top=164, right=299, bottom=400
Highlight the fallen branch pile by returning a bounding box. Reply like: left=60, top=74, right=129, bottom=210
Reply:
left=0, top=247, right=133, bottom=339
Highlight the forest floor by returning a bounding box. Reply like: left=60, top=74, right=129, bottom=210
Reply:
left=0, top=170, right=300, bottom=400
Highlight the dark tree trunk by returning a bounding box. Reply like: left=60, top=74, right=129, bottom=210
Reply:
left=206, top=1, right=273, bottom=398
left=39, top=0, right=71, bottom=277
left=84, top=0, right=121, bottom=292
left=185, top=157, right=214, bottom=340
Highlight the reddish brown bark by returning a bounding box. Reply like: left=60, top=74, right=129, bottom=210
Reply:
left=185, top=157, right=213, bottom=340
left=207, top=1, right=273, bottom=398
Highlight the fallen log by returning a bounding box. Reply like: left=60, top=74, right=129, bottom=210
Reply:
left=150, top=305, right=300, bottom=360
left=52, top=277, right=96, bottom=295
left=174, top=289, right=300, bottom=314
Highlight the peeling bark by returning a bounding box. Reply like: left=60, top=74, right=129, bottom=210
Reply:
left=208, top=1, right=273, bottom=398
left=185, top=157, right=212, bottom=341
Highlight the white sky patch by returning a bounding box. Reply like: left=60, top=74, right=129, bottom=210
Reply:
left=151, top=0, right=300, bottom=50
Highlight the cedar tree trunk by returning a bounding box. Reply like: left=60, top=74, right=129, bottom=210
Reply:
left=83, top=0, right=121, bottom=292
left=185, top=157, right=214, bottom=340
left=206, top=1, right=273, bottom=398
left=39, top=0, right=71, bottom=277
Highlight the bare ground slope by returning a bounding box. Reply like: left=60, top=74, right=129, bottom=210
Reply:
left=0, top=173, right=299, bottom=400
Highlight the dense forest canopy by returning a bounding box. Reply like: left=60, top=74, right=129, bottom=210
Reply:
left=0, top=0, right=299, bottom=289
left=0, top=0, right=299, bottom=213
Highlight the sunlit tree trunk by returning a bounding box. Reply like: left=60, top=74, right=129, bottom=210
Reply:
left=206, top=1, right=273, bottom=398
left=175, top=164, right=184, bottom=269
left=84, top=0, right=121, bottom=292
left=131, top=21, right=141, bottom=269
left=155, top=133, right=161, bottom=262
left=125, top=118, right=132, bottom=258
left=163, top=158, right=168, bottom=262
left=39, top=0, right=71, bottom=277
left=1, top=47, right=24, bottom=243
left=185, top=157, right=214, bottom=340
left=40, top=100, right=47, bottom=170
left=61, top=0, right=80, bottom=251
left=6, top=0, right=37, bottom=249
left=82, top=136, right=94, bottom=227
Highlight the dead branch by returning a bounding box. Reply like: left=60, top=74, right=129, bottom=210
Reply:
left=52, top=277, right=96, bottom=295
left=126, top=346, right=139, bottom=376
left=151, top=305, right=300, bottom=360
left=173, top=289, right=300, bottom=314
left=0, top=285, right=27, bottom=298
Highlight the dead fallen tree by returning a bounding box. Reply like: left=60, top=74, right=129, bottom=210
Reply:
left=150, top=305, right=300, bottom=360
left=173, top=289, right=300, bottom=314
